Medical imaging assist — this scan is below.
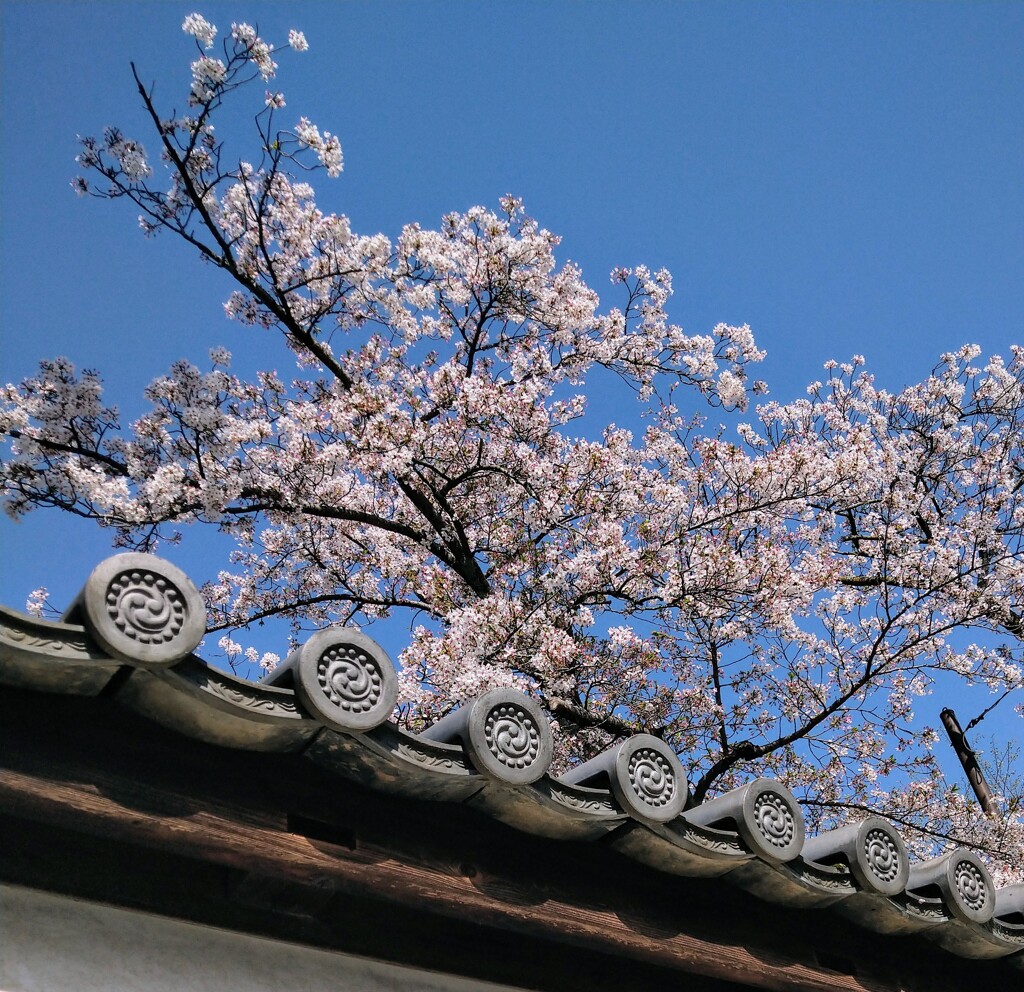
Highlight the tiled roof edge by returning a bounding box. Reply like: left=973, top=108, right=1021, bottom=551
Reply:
left=3, top=552, right=1023, bottom=968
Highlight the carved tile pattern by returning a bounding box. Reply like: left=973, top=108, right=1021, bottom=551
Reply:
left=484, top=704, right=540, bottom=769
left=989, top=919, right=1024, bottom=945
left=793, top=862, right=852, bottom=892
left=753, top=790, right=796, bottom=849
left=0, top=616, right=90, bottom=655
left=545, top=783, right=618, bottom=815
left=677, top=822, right=746, bottom=856
left=106, top=570, right=185, bottom=645
left=864, top=827, right=901, bottom=883
left=317, top=645, right=383, bottom=714
left=394, top=741, right=461, bottom=771
left=897, top=893, right=948, bottom=923
left=628, top=748, right=675, bottom=808
left=190, top=668, right=301, bottom=716
left=954, top=859, right=988, bottom=913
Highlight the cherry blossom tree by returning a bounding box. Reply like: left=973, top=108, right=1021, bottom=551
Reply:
left=3, top=13, right=1023, bottom=878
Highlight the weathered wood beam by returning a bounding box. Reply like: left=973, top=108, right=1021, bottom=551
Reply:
left=0, top=764, right=867, bottom=992
left=1, top=686, right=1012, bottom=992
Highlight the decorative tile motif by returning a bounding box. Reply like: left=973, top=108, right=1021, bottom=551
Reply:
left=77, top=553, right=205, bottom=665
left=288, top=628, right=399, bottom=733
left=753, top=790, right=796, bottom=850
left=955, top=859, right=989, bottom=915
left=864, top=827, right=901, bottom=885
left=105, top=570, right=186, bottom=646
left=628, top=747, right=676, bottom=809
left=317, top=643, right=386, bottom=716
left=484, top=703, right=541, bottom=771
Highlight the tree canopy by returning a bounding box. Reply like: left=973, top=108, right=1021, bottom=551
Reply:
left=2, top=13, right=1023, bottom=879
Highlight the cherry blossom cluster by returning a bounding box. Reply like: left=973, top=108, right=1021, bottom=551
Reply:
left=4, top=13, right=1024, bottom=880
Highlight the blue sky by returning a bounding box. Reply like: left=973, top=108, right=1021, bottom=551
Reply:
left=1, top=2, right=1022, bottom=753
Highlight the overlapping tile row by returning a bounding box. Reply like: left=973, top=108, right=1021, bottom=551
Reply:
left=3, top=552, right=1024, bottom=965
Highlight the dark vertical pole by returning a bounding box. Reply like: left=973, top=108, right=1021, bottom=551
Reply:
left=940, top=708, right=995, bottom=815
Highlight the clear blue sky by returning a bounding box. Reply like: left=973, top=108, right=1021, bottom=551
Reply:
left=1, top=2, right=1022, bottom=749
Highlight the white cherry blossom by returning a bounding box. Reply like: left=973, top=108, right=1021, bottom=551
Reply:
left=3, top=12, right=1023, bottom=881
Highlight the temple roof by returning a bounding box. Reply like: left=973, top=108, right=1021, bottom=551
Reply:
left=2, top=551, right=1023, bottom=990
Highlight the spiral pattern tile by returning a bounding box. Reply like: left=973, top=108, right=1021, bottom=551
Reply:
left=317, top=645, right=383, bottom=713
left=105, top=570, right=186, bottom=645
left=484, top=705, right=541, bottom=769
left=628, top=748, right=676, bottom=808
left=863, top=828, right=901, bottom=883
left=954, top=859, right=988, bottom=914
left=753, top=791, right=796, bottom=849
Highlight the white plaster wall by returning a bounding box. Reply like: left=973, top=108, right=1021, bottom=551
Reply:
left=0, top=884, right=524, bottom=992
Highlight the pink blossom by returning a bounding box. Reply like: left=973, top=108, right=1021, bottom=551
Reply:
left=3, top=13, right=1021, bottom=879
